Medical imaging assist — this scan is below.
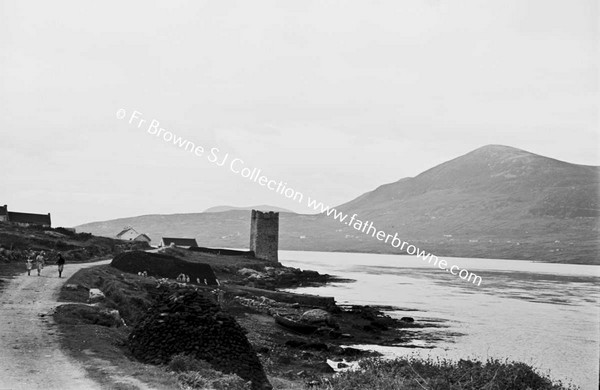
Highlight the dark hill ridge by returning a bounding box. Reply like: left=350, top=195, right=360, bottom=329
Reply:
left=341, top=145, right=598, bottom=217
left=76, top=145, right=600, bottom=264
left=204, top=205, right=294, bottom=213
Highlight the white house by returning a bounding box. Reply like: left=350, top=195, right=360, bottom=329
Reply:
left=116, top=227, right=151, bottom=243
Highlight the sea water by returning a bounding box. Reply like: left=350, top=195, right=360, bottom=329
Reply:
left=279, top=250, right=600, bottom=390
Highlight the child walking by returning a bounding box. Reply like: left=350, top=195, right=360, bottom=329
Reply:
left=35, top=252, right=45, bottom=276
left=26, top=253, right=34, bottom=276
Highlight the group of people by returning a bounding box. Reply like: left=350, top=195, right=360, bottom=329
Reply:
left=176, top=274, right=210, bottom=285
left=176, top=273, right=190, bottom=283
left=25, top=250, right=66, bottom=277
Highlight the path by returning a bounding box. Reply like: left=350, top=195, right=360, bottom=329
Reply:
left=0, top=260, right=112, bottom=390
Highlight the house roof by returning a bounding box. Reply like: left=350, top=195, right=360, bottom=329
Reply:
left=8, top=211, right=51, bottom=226
left=134, top=234, right=151, bottom=241
left=116, top=227, right=138, bottom=238
left=0, top=205, right=7, bottom=216
left=162, top=237, right=198, bottom=247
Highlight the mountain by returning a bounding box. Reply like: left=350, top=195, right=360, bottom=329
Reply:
left=204, top=205, right=294, bottom=213
left=76, top=145, right=600, bottom=264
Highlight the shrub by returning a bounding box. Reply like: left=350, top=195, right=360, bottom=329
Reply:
left=170, top=354, right=251, bottom=390
left=177, top=371, right=210, bottom=389
left=169, top=354, right=214, bottom=374
left=314, top=357, right=577, bottom=390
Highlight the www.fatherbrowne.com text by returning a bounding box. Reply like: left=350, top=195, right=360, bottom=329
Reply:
left=119, top=109, right=483, bottom=286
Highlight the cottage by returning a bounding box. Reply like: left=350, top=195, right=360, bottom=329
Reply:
left=116, top=226, right=151, bottom=242
left=0, top=204, right=52, bottom=227
left=160, top=237, right=198, bottom=248
left=133, top=233, right=151, bottom=243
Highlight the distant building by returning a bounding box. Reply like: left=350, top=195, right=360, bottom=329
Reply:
left=116, top=226, right=151, bottom=242
left=0, top=204, right=52, bottom=227
left=116, top=226, right=139, bottom=240
left=161, top=237, right=198, bottom=248
left=249, top=210, right=279, bottom=262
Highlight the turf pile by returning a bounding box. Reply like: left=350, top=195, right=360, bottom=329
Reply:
left=128, top=288, right=271, bottom=390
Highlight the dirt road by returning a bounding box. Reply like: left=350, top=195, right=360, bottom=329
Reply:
left=0, top=260, right=111, bottom=390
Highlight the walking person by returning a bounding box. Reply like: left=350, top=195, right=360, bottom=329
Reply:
left=56, top=254, right=65, bottom=278
left=35, top=251, right=45, bottom=276
left=25, top=252, right=34, bottom=276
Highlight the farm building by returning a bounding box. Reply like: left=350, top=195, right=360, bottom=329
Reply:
left=0, top=204, right=52, bottom=227
left=160, top=237, right=198, bottom=248
left=116, top=227, right=151, bottom=243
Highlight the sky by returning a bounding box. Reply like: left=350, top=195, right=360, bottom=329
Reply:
left=0, top=0, right=598, bottom=227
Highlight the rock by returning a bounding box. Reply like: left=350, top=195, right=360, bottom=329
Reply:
left=400, top=317, right=415, bottom=323
left=65, top=284, right=79, bottom=291
left=258, top=296, right=276, bottom=305
left=371, top=319, right=389, bottom=330
left=247, top=273, right=266, bottom=280
left=362, top=324, right=376, bottom=332
left=105, top=309, right=125, bottom=326
left=325, top=359, right=360, bottom=373
left=301, top=309, right=332, bottom=324
left=285, top=340, right=306, bottom=348
left=88, top=288, right=105, bottom=302
left=256, top=346, right=270, bottom=354
left=239, top=268, right=261, bottom=276
left=340, top=347, right=364, bottom=357
left=304, top=342, right=328, bottom=351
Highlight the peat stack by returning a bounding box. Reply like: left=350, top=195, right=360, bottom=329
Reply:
left=128, top=288, right=271, bottom=390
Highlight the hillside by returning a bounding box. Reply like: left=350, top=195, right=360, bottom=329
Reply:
left=204, top=205, right=294, bottom=213
left=0, top=223, right=149, bottom=263
left=76, top=145, right=600, bottom=264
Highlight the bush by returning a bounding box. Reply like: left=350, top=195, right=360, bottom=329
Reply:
left=169, top=354, right=214, bottom=373
left=177, top=371, right=210, bottom=389
left=177, top=372, right=251, bottom=390
left=170, top=354, right=251, bottom=390
left=314, top=357, right=577, bottom=390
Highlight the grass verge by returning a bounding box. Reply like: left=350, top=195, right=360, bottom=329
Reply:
left=313, top=357, right=578, bottom=390
left=55, top=264, right=180, bottom=389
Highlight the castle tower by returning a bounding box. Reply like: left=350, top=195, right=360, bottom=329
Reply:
left=249, top=210, right=279, bottom=262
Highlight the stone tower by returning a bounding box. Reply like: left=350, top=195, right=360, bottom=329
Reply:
left=249, top=210, right=279, bottom=262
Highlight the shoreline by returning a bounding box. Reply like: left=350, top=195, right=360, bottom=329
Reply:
left=0, top=250, right=580, bottom=389
left=50, top=249, right=449, bottom=389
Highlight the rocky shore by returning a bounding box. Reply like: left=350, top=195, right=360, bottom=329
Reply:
left=50, top=248, right=443, bottom=389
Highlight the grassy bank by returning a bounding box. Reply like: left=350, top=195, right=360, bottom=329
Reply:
left=0, top=223, right=149, bottom=264
left=315, top=358, right=578, bottom=390
left=0, top=262, right=22, bottom=292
